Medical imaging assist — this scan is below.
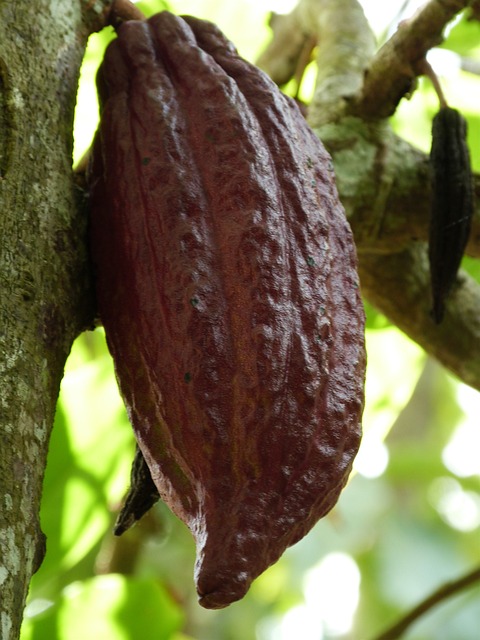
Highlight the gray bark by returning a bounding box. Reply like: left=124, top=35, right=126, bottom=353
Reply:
left=0, top=2, right=108, bottom=638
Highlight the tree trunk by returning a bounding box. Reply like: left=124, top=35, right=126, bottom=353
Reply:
left=0, top=2, right=108, bottom=637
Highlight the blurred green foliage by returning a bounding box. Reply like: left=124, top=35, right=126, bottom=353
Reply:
left=22, top=2, right=480, bottom=639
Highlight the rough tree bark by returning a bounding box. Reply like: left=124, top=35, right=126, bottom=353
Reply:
left=0, top=1, right=110, bottom=638
left=0, top=0, right=478, bottom=638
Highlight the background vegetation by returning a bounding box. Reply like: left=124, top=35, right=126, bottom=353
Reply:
left=20, top=1, right=480, bottom=638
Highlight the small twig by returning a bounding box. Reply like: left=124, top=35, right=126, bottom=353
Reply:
left=371, top=565, right=480, bottom=640
left=256, top=11, right=313, bottom=86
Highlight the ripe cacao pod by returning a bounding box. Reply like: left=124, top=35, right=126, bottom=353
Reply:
left=87, top=11, right=366, bottom=608
left=429, top=106, right=473, bottom=323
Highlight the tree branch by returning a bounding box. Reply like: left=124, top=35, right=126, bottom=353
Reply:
left=257, top=0, right=376, bottom=126
left=350, top=0, right=470, bottom=119
left=316, top=120, right=480, bottom=258
left=256, top=10, right=317, bottom=86
left=359, top=244, right=480, bottom=391
left=372, top=564, right=480, bottom=640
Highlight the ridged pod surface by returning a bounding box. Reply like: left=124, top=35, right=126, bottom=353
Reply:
left=87, top=11, right=366, bottom=609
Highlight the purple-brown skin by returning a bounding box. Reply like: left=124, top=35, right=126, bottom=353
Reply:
left=88, top=12, right=366, bottom=609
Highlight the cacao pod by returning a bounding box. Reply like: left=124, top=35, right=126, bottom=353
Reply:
left=87, top=11, right=366, bottom=609
left=429, top=106, right=473, bottom=323
left=114, top=445, right=160, bottom=536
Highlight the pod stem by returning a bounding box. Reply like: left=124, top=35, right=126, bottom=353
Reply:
left=109, top=0, right=146, bottom=28
left=416, top=58, right=448, bottom=109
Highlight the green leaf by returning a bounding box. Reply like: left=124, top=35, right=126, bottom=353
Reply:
left=363, top=299, right=392, bottom=330
left=23, top=575, right=184, bottom=640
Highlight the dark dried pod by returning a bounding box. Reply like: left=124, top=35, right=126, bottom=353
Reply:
left=114, top=446, right=160, bottom=536
left=88, top=11, right=365, bottom=608
left=429, top=107, right=474, bottom=323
